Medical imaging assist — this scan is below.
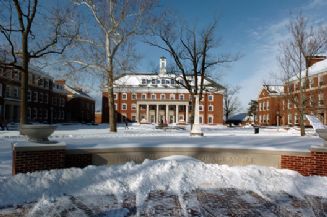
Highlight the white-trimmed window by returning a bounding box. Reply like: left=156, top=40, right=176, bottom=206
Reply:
left=33, top=92, right=38, bottom=102
left=152, top=79, right=156, bottom=84
left=27, top=90, right=31, bottom=102
left=151, top=94, right=156, bottom=100
left=288, top=114, right=292, bottom=125
left=114, top=103, right=117, bottom=110
left=131, top=115, right=136, bottom=122
left=208, top=105, right=214, bottom=111
left=208, top=95, right=214, bottom=101
left=142, top=79, right=147, bottom=84
left=160, top=94, right=165, bottom=100
left=32, top=108, right=37, bottom=120
left=208, top=115, right=213, bottom=124
left=132, top=93, right=137, bottom=100
left=170, top=94, right=175, bottom=100
left=44, top=94, right=48, bottom=103
left=27, top=107, right=31, bottom=120
left=122, top=93, right=127, bottom=100
left=114, top=93, right=117, bottom=100
left=179, top=94, right=184, bottom=100
left=122, top=103, right=127, bottom=110
left=131, top=103, right=136, bottom=110
left=39, top=93, right=43, bottom=103
left=141, top=94, right=146, bottom=100
left=199, top=115, right=203, bottom=124
left=0, top=83, right=2, bottom=96
left=199, top=105, right=203, bottom=111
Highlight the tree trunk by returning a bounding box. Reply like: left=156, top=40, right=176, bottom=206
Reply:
left=107, top=65, right=117, bottom=132
left=20, top=33, right=29, bottom=132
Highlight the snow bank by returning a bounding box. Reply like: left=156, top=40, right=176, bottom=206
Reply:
left=1, top=159, right=327, bottom=208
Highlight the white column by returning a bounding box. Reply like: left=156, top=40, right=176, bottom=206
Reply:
left=176, top=105, right=179, bottom=124
left=165, top=104, right=169, bottom=124
left=146, top=104, right=149, bottom=122
left=156, top=104, right=159, bottom=124
left=190, top=95, right=203, bottom=136
left=186, top=104, right=189, bottom=124
left=136, top=104, right=140, bottom=123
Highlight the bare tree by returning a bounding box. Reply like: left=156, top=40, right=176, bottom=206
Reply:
left=73, top=0, right=158, bottom=132
left=279, top=14, right=327, bottom=136
left=223, top=85, right=241, bottom=122
left=147, top=20, right=238, bottom=124
left=0, top=0, right=78, bottom=128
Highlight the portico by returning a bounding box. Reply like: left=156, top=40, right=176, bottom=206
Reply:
left=136, top=100, right=189, bottom=124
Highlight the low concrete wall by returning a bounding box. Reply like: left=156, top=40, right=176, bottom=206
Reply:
left=66, top=147, right=309, bottom=169
left=13, top=142, right=327, bottom=177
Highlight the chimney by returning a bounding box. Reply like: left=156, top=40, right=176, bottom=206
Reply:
left=159, top=56, right=167, bottom=75
left=306, top=56, right=326, bottom=68
left=55, top=80, right=66, bottom=85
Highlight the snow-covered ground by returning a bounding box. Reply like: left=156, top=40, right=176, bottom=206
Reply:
left=0, top=124, right=326, bottom=216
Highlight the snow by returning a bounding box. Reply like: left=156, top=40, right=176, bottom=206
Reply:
left=306, top=115, right=325, bottom=130
left=1, top=123, right=327, bottom=214
left=1, top=158, right=327, bottom=210
left=308, top=58, right=327, bottom=76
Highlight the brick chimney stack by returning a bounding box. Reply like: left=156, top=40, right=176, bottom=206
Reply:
left=55, top=80, right=66, bottom=85
left=306, top=56, right=326, bottom=68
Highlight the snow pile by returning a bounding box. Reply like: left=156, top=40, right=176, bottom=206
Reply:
left=1, top=158, right=327, bottom=208
left=306, top=115, right=325, bottom=130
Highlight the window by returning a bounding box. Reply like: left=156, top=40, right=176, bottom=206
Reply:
left=52, top=96, right=57, bottom=105
left=199, top=105, right=203, bottom=111
left=267, top=101, right=270, bottom=110
left=141, top=94, right=146, bottom=100
left=171, top=79, right=175, bottom=85
left=13, top=87, right=19, bottom=98
left=131, top=104, right=136, bottom=110
left=38, top=79, right=44, bottom=87
left=179, top=94, right=184, bottom=100
left=208, top=105, right=213, bottom=111
left=160, top=94, right=165, bottom=100
left=122, top=103, right=127, bottom=110
left=170, top=94, right=175, bottom=100
left=161, top=79, right=166, bottom=84
left=32, top=108, right=37, bottom=120
left=44, top=94, right=48, bottom=103
left=44, top=80, right=49, bottom=88
left=152, top=79, right=156, bottom=84
left=132, top=94, right=137, bottom=100
left=39, top=93, right=43, bottom=103
left=5, top=86, right=10, bottom=97
left=114, top=93, right=117, bottom=100
left=208, top=116, right=213, bottom=124
left=27, top=107, right=31, bottom=120
left=199, top=116, right=203, bottom=124
left=151, top=94, right=156, bottom=100
left=288, top=114, right=292, bottom=124
left=114, top=103, right=117, bottom=110
left=132, top=115, right=136, bottom=122
left=208, top=95, right=213, bottom=101
left=122, top=93, right=127, bottom=100
left=142, top=79, right=147, bottom=84
left=33, top=92, right=38, bottom=102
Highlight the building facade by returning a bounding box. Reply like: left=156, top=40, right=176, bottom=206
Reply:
left=257, top=56, right=327, bottom=126
left=55, top=80, right=95, bottom=123
left=0, top=63, right=67, bottom=123
left=102, top=57, right=224, bottom=125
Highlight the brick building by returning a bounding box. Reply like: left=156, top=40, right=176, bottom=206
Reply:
left=102, top=57, right=224, bottom=125
left=257, top=56, right=327, bottom=126
left=0, top=62, right=67, bottom=123
left=55, top=80, right=95, bottom=123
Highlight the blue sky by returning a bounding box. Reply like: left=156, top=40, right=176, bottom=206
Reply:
left=135, top=0, right=327, bottom=111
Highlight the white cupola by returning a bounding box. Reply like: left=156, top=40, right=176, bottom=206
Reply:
left=159, top=56, right=167, bottom=75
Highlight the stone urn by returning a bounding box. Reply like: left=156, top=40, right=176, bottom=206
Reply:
left=316, top=129, right=327, bottom=147
left=20, top=124, right=56, bottom=143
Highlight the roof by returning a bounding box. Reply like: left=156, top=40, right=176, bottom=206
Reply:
left=264, top=85, right=284, bottom=95
left=227, top=113, right=248, bottom=121
left=64, top=85, right=95, bottom=101
left=289, top=58, right=327, bottom=81
left=112, top=72, right=225, bottom=92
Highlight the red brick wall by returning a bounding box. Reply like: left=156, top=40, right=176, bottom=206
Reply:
left=13, top=149, right=65, bottom=175
left=281, top=151, right=327, bottom=176
left=13, top=149, right=93, bottom=175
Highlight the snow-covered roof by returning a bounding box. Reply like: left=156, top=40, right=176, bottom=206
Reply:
left=227, top=113, right=248, bottom=121
left=112, top=73, right=224, bottom=91
left=308, top=58, right=327, bottom=76
left=64, top=85, right=94, bottom=101
left=264, top=85, right=284, bottom=95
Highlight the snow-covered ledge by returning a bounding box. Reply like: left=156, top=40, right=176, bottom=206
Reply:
left=13, top=141, right=66, bottom=151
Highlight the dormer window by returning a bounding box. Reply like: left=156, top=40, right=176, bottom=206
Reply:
left=142, top=79, right=147, bottom=84
left=161, top=79, right=166, bottom=84
left=152, top=79, right=156, bottom=84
